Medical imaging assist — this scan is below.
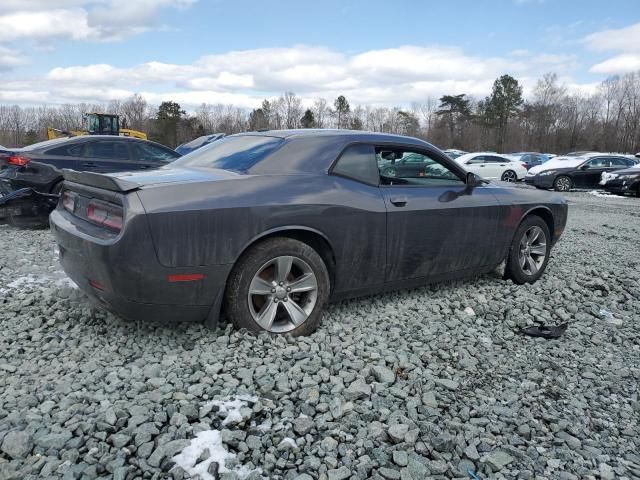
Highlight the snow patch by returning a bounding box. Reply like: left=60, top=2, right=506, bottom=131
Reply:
left=172, top=395, right=262, bottom=480
left=0, top=272, right=77, bottom=294
left=172, top=430, right=258, bottom=480
left=206, top=395, right=257, bottom=426
left=588, top=190, right=623, bottom=198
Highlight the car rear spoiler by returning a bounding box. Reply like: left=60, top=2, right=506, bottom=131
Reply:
left=62, top=169, right=140, bottom=193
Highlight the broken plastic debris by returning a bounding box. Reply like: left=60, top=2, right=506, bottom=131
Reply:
left=521, top=323, right=568, bottom=339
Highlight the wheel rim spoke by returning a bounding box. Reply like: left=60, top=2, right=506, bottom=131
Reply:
left=256, top=300, right=279, bottom=330
left=282, top=299, right=308, bottom=325
left=288, top=273, right=317, bottom=293
left=525, top=254, right=538, bottom=274
left=249, top=276, right=273, bottom=296
left=274, top=256, right=293, bottom=283
left=530, top=244, right=546, bottom=256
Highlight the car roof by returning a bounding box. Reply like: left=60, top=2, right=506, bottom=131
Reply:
left=235, top=129, right=432, bottom=146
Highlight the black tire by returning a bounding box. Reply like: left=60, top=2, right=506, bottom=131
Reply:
left=553, top=175, right=572, bottom=192
left=225, top=237, right=330, bottom=336
left=51, top=180, right=64, bottom=195
left=504, top=215, right=551, bottom=284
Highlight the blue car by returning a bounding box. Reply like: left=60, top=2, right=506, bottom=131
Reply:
left=175, top=133, right=225, bottom=155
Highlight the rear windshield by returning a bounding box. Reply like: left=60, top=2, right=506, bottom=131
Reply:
left=173, top=135, right=283, bottom=172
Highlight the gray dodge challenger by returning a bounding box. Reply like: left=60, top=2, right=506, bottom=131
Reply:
left=50, top=130, right=568, bottom=336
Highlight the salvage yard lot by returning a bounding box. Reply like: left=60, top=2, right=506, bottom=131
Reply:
left=0, top=192, right=639, bottom=479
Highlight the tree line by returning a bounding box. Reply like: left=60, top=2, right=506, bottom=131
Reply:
left=1, top=70, right=639, bottom=154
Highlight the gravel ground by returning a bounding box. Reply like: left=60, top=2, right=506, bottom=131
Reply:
left=0, top=191, right=639, bottom=480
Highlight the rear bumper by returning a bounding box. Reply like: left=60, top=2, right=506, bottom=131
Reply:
left=50, top=207, right=231, bottom=324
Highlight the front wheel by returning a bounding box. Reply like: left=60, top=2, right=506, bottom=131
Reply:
left=501, top=170, right=517, bottom=182
left=504, top=216, right=551, bottom=284
left=225, top=237, right=330, bottom=336
left=553, top=175, right=572, bottom=192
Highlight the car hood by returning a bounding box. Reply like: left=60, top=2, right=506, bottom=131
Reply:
left=608, top=167, right=640, bottom=176
left=107, top=167, right=243, bottom=188
left=528, top=157, right=584, bottom=174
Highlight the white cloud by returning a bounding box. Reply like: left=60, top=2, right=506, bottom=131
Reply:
left=590, top=54, right=640, bottom=75
left=584, top=22, right=640, bottom=75
left=0, top=46, right=26, bottom=70
left=0, top=43, right=595, bottom=109
left=583, top=22, right=640, bottom=52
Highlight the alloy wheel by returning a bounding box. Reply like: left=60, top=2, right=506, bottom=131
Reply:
left=555, top=176, right=571, bottom=192
left=501, top=170, right=517, bottom=182
left=247, top=255, right=318, bottom=333
left=518, top=226, right=547, bottom=276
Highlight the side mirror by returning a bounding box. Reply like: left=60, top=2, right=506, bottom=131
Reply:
left=580, top=164, right=590, bottom=170
left=466, top=171, right=482, bottom=186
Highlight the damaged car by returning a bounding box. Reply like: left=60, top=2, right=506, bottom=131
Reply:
left=600, top=165, right=640, bottom=197
left=50, top=130, right=568, bottom=336
left=0, top=135, right=180, bottom=225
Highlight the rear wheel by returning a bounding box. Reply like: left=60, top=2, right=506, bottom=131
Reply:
left=225, top=237, right=330, bottom=336
left=553, top=175, right=572, bottom=192
left=501, top=170, right=517, bottom=182
left=505, top=216, right=551, bottom=284
left=51, top=180, right=64, bottom=195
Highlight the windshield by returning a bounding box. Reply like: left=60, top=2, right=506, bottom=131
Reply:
left=173, top=135, right=284, bottom=173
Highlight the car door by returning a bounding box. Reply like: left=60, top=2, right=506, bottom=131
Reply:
left=129, top=141, right=180, bottom=170
left=483, top=155, right=510, bottom=179
left=379, top=145, right=502, bottom=282
left=81, top=139, right=133, bottom=173
left=572, top=157, right=609, bottom=188
left=463, top=155, right=487, bottom=177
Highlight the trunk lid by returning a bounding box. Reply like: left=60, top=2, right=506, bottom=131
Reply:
left=62, top=166, right=241, bottom=192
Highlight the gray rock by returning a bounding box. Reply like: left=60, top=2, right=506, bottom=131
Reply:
left=388, top=424, right=409, bottom=444
left=344, top=378, right=371, bottom=400
left=371, top=365, right=396, bottom=384
left=293, top=416, right=314, bottom=435
left=147, top=439, right=191, bottom=467
left=35, top=431, right=72, bottom=450
left=483, top=450, right=515, bottom=470
left=327, top=466, right=351, bottom=480
left=379, top=467, right=401, bottom=480
left=1, top=430, right=33, bottom=459
left=434, top=378, right=459, bottom=391
left=431, top=434, right=455, bottom=452
left=393, top=450, right=408, bottom=467
left=321, top=436, right=338, bottom=452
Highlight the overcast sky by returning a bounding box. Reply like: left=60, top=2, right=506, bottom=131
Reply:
left=0, top=0, right=639, bottom=109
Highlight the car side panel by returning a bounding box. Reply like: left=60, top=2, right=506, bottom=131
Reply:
left=138, top=174, right=388, bottom=294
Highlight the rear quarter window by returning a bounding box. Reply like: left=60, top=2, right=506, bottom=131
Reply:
left=173, top=135, right=284, bottom=173
left=332, top=144, right=379, bottom=185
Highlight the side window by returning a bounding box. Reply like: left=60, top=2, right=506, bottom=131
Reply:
left=610, top=157, right=628, bottom=167
left=332, top=144, right=378, bottom=185
left=46, top=143, right=84, bottom=157
left=132, top=143, right=179, bottom=163
left=486, top=156, right=506, bottom=163
left=377, top=147, right=464, bottom=186
left=85, top=141, right=129, bottom=159
left=466, top=156, right=485, bottom=165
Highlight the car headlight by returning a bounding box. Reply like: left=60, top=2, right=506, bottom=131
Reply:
left=537, top=170, right=556, bottom=176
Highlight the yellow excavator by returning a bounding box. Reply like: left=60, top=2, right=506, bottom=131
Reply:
left=47, top=113, right=147, bottom=140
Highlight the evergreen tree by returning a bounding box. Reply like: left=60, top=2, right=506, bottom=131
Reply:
left=248, top=108, right=269, bottom=130
left=483, top=74, right=524, bottom=151
left=436, top=94, right=471, bottom=146
left=300, top=109, right=315, bottom=128
left=333, top=95, right=350, bottom=129
left=153, top=101, right=184, bottom=147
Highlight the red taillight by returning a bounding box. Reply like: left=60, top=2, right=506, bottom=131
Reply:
left=86, top=200, right=123, bottom=232
left=7, top=155, right=30, bottom=166
left=168, top=273, right=205, bottom=282
left=89, top=279, right=105, bottom=291
left=522, top=163, right=528, bottom=169
left=62, top=192, right=76, bottom=213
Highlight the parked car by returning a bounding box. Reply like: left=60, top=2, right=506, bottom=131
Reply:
left=0, top=135, right=181, bottom=196
left=175, top=133, right=225, bottom=155
left=454, top=152, right=528, bottom=182
left=443, top=148, right=467, bottom=159
left=525, top=154, right=637, bottom=191
left=507, top=152, right=549, bottom=169
left=600, top=165, right=640, bottom=197
left=50, top=130, right=567, bottom=336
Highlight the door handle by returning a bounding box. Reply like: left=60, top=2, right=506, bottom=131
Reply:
left=479, top=165, right=485, bottom=167
left=82, top=162, right=97, bottom=167
left=389, top=196, right=408, bottom=207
